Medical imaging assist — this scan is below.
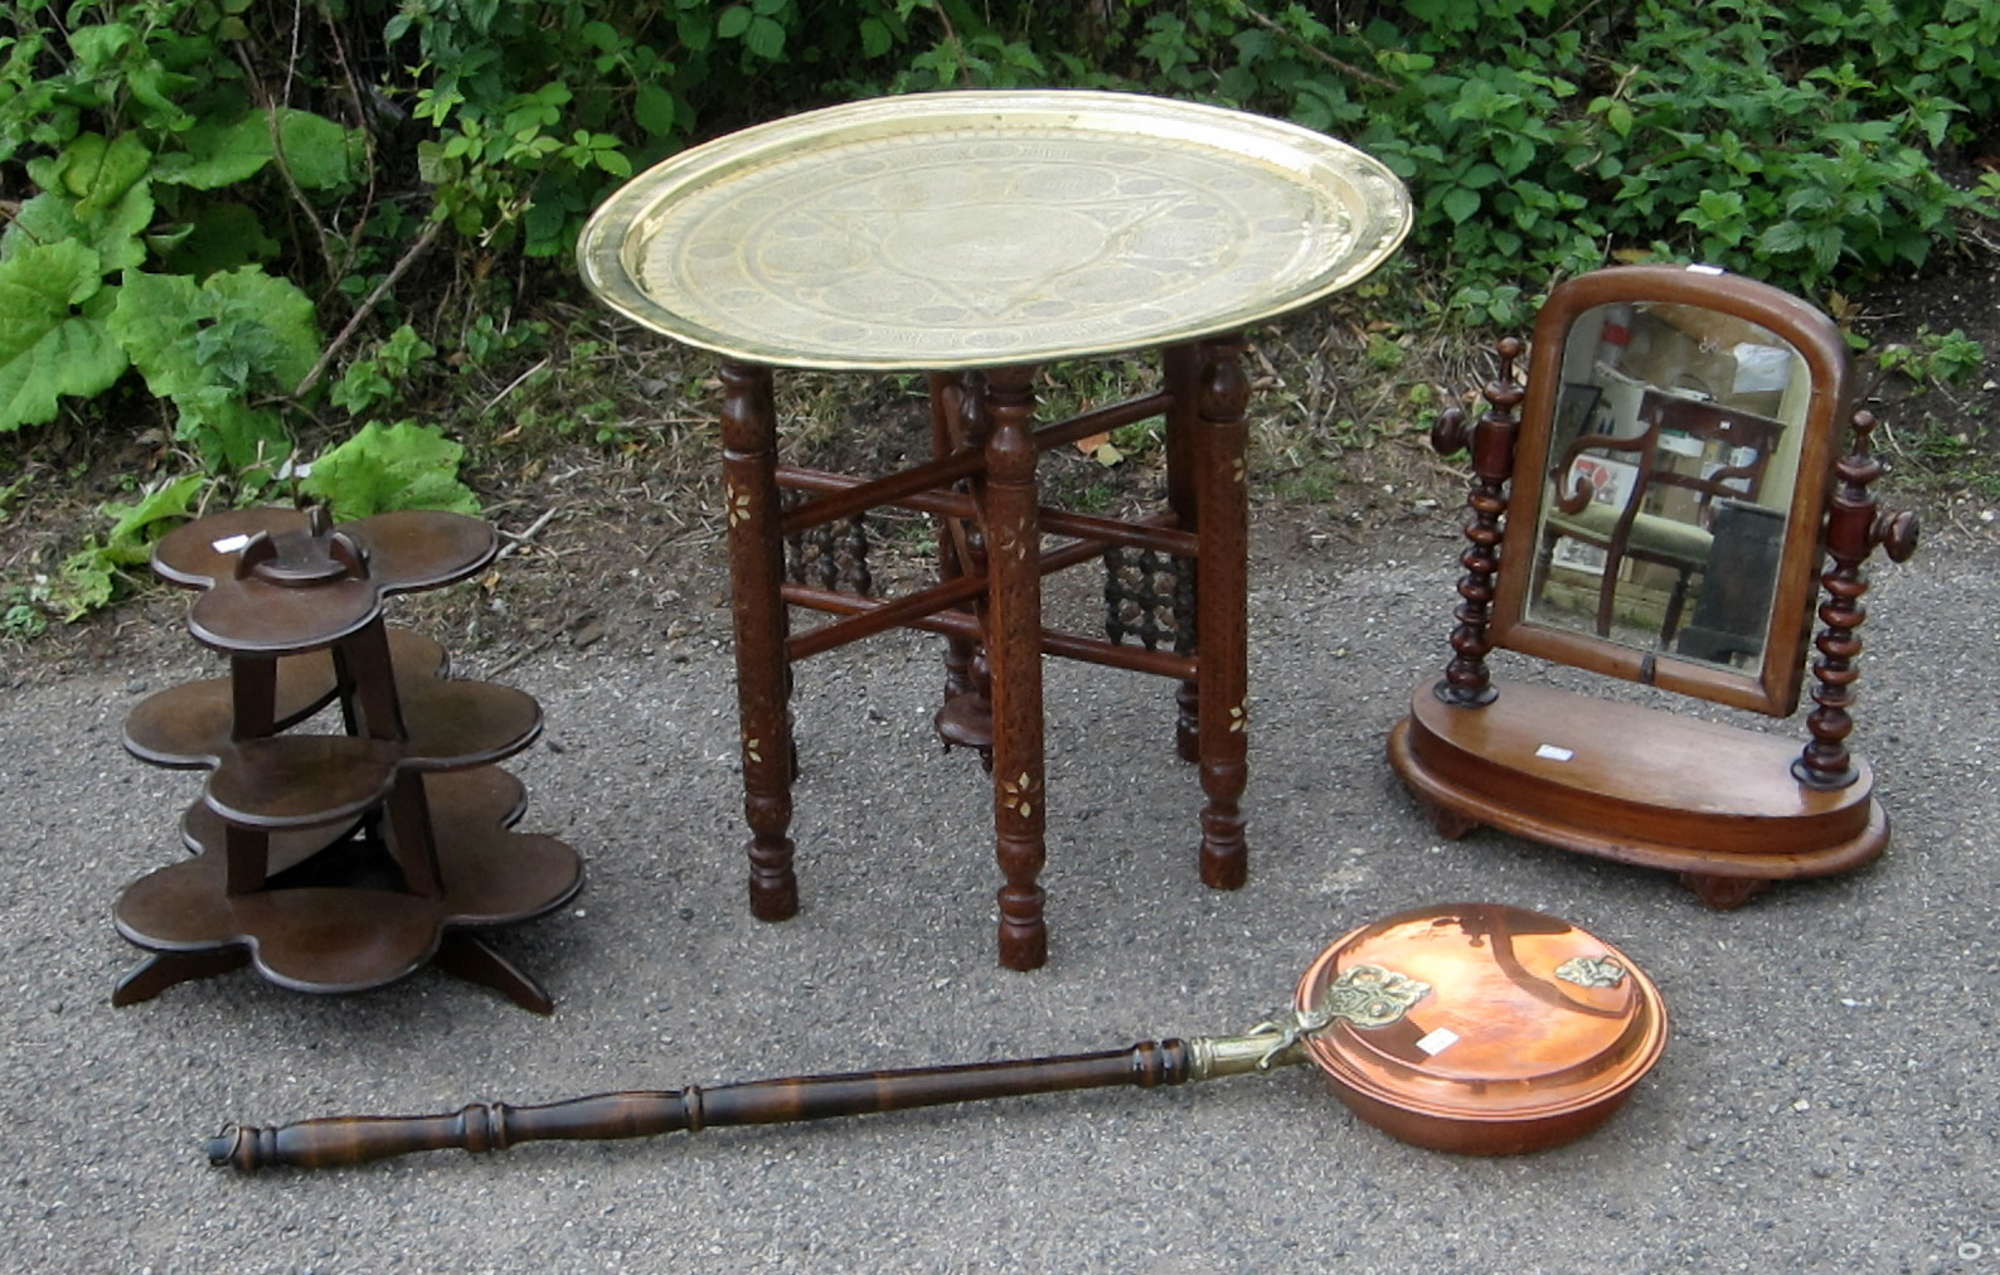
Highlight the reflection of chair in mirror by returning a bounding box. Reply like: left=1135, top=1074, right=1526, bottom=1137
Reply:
left=1538, top=389, right=1784, bottom=644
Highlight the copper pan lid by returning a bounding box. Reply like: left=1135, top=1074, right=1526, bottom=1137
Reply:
left=1294, top=903, right=1666, bottom=1152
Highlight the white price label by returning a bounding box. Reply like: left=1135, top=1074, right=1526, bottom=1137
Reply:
left=1415, top=1027, right=1460, bottom=1057
left=1534, top=743, right=1575, bottom=762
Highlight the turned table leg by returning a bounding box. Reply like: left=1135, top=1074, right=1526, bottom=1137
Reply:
left=1164, top=343, right=1202, bottom=764
left=721, top=362, right=799, bottom=922
left=979, top=367, right=1049, bottom=970
left=929, top=371, right=996, bottom=765
left=1191, top=336, right=1250, bottom=890
left=1425, top=799, right=1481, bottom=840
left=928, top=372, right=982, bottom=704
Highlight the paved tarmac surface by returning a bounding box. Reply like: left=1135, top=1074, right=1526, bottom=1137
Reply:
left=1, top=509, right=1992, bottom=1274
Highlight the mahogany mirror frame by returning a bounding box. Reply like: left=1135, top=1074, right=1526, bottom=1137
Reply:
left=1488, top=265, right=1851, bottom=717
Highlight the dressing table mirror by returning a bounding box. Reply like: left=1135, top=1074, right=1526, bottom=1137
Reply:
left=1388, top=265, right=1920, bottom=907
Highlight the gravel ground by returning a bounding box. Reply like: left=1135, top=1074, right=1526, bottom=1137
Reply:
left=0, top=508, right=1992, bottom=1275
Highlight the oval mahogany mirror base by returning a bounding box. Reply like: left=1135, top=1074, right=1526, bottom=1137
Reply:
left=1387, top=680, right=1885, bottom=906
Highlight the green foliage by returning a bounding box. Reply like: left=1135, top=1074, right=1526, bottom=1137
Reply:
left=0, top=240, right=128, bottom=430
left=107, top=265, right=318, bottom=474
left=1121, top=0, right=1997, bottom=308
left=1876, top=328, right=1988, bottom=389
left=2, top=589, right=45, bottom=639
left=0, top=0, right=349, bottom=469
left=1364, top=333, right=1406, bottom=372
left=298, top=420, right=479, bottom=520
left=5, top=0, right=1999, bottom=619
left=332, top=324, right=438, bottom=417
left=57, top=472, right=206, bottom=618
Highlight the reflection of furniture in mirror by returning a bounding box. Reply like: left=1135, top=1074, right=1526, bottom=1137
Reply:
left=1387, top=266, right=1920, bottom=908
left=1538, top=389, right=1785, bottom=644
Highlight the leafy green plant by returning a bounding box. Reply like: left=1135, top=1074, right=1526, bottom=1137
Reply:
left=332, top=324, right=438, bottom=417
left=0, top=239, right=127, bottom=432
left=298, top=420, right=479, bottom=520
left=1876, top=328, right=1987, bottom=389
left=7, top=0, right=2000, bottom=626
left=108, top=265, right=319, bottom=475
left=0, top=1, right=354, bottom=473
left=2, top=589, right=45, bottom=639
left=57, top=471, right=206, bottom=618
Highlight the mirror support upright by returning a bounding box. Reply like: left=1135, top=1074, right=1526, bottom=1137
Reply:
left=1794, top=410, right=1921, bottom=790
left=1431, top=336, right=1524, bottom=709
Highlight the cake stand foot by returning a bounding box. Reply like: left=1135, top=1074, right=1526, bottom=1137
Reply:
left=112, top=948, right=251, bottom=1007
left=433, top=933, right=555, bottom=1015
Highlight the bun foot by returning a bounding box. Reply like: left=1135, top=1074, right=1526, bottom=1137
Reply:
left=1679, top=872, right=1772, bottom=910
left=1425, top=800, right=1480, bottom=840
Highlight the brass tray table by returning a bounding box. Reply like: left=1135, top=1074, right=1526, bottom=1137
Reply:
left=580, top=90, right=1410, bottom=968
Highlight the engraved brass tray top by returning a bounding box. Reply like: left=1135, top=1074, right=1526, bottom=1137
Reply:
left=578, top=90, right=1412, bottom=370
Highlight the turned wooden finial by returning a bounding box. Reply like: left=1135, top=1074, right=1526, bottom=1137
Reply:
left=1430, top=404, right=1469, bottom=455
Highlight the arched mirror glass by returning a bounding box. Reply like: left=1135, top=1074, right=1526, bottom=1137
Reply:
left=1524, top=303, right=1808, bottom=671
left=1491, top=266, right=1849, bottom=716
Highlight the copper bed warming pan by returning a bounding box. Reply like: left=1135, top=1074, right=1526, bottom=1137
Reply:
left=208, top=903, right=1666, bottom=1172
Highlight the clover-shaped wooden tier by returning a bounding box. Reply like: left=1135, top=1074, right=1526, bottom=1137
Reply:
left=151, top=506, right=502, bottom=653
left=123, top=640, right=543, bottom=828
left=113, top=507, right=581, bottom=1013
left=115, top=768, right=579, bottom=998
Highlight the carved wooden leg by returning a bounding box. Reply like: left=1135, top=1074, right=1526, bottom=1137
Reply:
left=1796, top=411, right=1919, bottom=789
left=980, top=367, right=1048, bottom=970
left=720, top=363, right=798, bottom=922
left=1679, top=872, right=1772, bottom=910
left=1191, top=336, right=1249, bottom=890
left=1164, top=343, right=1201, bottom=764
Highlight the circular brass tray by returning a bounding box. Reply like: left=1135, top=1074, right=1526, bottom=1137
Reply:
left=578, top=90, right=1411, bottom=370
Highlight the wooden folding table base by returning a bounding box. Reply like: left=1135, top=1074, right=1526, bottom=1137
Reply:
left=721, top=347, right=1252, bottom=970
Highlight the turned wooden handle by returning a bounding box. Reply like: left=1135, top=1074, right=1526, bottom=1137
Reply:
left=209, top=1041, right=1193, bottom=1172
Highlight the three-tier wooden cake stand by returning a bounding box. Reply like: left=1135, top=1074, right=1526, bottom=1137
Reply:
left=112, top=506, right=582, bottom=1012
